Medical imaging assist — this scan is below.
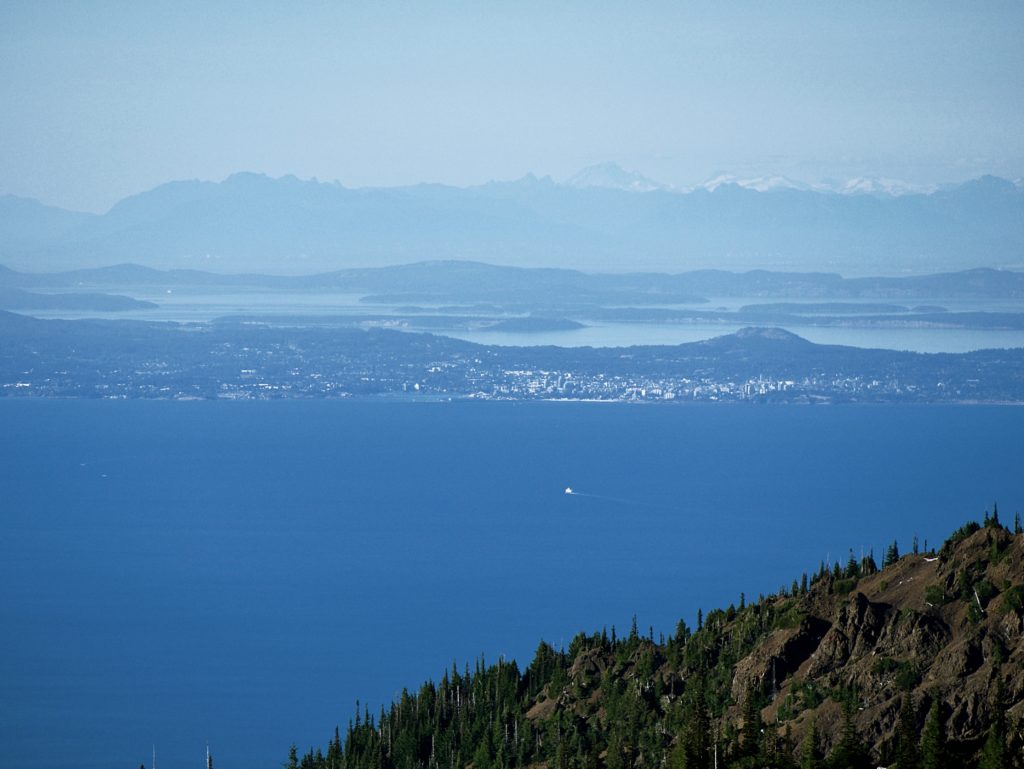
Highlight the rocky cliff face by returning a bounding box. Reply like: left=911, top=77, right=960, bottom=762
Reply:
left=525, top=523, right=1023, bottom=766
left=751, top=525, right=1022, bottom=759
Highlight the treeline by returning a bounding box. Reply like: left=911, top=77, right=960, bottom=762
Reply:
left=287, top=512, right=1023, bottom=769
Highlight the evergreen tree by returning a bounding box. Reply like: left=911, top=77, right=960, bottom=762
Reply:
left=606, top=733, right=626, bottom=769
left=740, top=684, right=762, bottom=759
left=799, top=720, right=824, bottom=769
left=884, top=540, right=900, bottom=567
left=920, top=697, right=944, bottom=769
left=667, top=740, right=687, bottom=769
left=1014, top=511, right=1022, bottom=535
left=895, top=694, right=921, bottom=769
left=845, top=550, right=858, bottom=578
left=860, top=551, right=878, bottom=576
left=979, top=678, right=1007, bottom=769
left=683, top=678, right=711, bottom=769
left=828, top=698, right=870, bottom=769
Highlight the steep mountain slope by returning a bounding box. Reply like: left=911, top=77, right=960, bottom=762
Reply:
left=295, top=518, right=1024, bottom=769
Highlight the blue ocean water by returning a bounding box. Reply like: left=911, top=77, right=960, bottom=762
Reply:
left=1, top=401, right=1021, bottom=769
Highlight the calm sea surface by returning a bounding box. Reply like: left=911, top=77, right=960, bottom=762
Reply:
left=25, top=290, right=1024, bottom=353
left=2, top=401, right=1022, bottom=769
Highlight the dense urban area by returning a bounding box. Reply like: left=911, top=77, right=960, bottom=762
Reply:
left=3, top=312, right=1024, bottom=403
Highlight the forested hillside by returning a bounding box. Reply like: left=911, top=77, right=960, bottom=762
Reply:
left=289, top=512, right=1024, bottom=769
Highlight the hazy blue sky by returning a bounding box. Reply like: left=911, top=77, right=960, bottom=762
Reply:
left=2, top=1, right=1023, bottom=211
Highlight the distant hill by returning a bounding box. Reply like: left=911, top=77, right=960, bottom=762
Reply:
left=2, top=173, right=1022, bottom=275
left=3, top=261, right=1024, bottom=305
left=0, top=195, right=94, bottom=254
left=6, top=262, right=1024, bottom=321
left=292, top=516, right=1024, bottom=769
left=0, top=287, right=156, bottom=312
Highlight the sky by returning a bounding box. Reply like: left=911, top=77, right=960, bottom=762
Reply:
left=1, top=1, right=1023, bottom=212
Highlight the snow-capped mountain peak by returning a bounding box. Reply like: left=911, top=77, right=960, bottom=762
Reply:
left=695, top=173, right=939, bottom=197
left=565, top=162, right=667, bottom=192
left=697, top=174, right=813, bottom=193
left=836, top=177, right=936, bottom=197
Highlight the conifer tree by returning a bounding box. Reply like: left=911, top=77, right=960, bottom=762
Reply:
left=760, top=721, right=780, bottom=767
left=920, top=697, right=944, bottom=769
left=884, top=540, right=900, bottom=567
left=799, top=719, right=823, bottom=769
left=683, top=678, right=711, bottom=769
left=895, top=694, right=921, bottom=769
left=861, top=551, right=878, bottom=575
left=740, top=684, right=762, bottom=758
left=828, top=697, right=871, bottom=769
left=606, top=733, right=625, bottom=769
left=979, top=678, right=1007, bottom=769
left=667, top=740, right=687, bottom=769
left=845, top=550, right=858, bottom=578
left=1014, top=511, right=1022, bottom=535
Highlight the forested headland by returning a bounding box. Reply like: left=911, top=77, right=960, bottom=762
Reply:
left=288, top=512, right=1024, bottom=769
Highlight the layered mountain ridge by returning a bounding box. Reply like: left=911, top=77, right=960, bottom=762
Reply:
left=2, top=172, right=1021, bottom=275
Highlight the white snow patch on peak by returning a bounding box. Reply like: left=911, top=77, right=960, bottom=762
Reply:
left=697, top=174, right=816, bottom=193
left=565, top=162, right=668, bottom=192
left=836, top=177, right=936, bottom=197
left=695, top=173, right=938, bottom=197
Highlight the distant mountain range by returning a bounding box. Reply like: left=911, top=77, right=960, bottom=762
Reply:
left=2, top=169, right=1022, bottom=275
left=3, top=261, right=1023, bottom=305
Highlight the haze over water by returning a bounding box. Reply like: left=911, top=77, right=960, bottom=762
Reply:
left=24, top=290, right=1024, bottom=354
left=3, top=4, right=1024, bottom=769
left=2, top=400, right=1021, bottom=769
